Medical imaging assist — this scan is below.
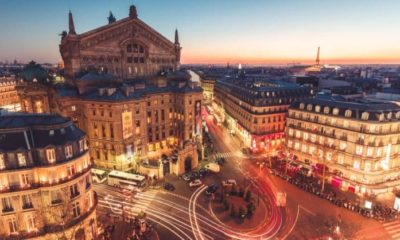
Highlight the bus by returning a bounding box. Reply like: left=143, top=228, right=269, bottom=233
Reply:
left=107, top=170, right=147, bottom=191
left=91, top=168, right=108, bottom=184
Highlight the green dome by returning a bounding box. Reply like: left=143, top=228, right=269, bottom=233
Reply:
left=22, top=61, right=49, bottom=83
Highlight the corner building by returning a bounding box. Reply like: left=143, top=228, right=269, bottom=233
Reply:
left=286, top=98, right=400, bottom=195
left=0, top=113, right=96, bottom=239
left=214, top=76, right=311, bottom=153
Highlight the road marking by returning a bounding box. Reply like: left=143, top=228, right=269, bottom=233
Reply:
left=382, top=220, right=400, bottom=239
left=299, top=205, right=316, bottom=216
left=281, top=205, right=300, bottom=239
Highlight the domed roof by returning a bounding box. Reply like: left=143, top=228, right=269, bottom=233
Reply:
left=21, top=61, right=49, bottom=83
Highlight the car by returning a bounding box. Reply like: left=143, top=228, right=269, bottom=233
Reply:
left=221, top=179, right=237, bottom=187
left=205, top=184, right=218, bottom=195
left=164, top=183, right=175, bottom=191
left=189, top=179, right=202, bottom=187
left=182, top=173, right=192, bottom=181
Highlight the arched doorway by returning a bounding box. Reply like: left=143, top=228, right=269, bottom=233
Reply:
left=184, top=156, right=192, bottom=173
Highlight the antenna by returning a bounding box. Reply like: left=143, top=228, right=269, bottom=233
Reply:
left=316, top=46, right=320, bottom=66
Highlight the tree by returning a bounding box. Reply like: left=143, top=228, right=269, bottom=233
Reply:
left=245, top=190, right=252, bottom=202
left=238, top=206, right=247, bottom=219
left=230, top=204, right=236, bottom=217
left=40, top=187, right=88, bottom=240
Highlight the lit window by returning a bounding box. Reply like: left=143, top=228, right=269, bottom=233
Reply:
left=51, top=190, right=61, bottom=204
left=307, top=104, right=313, bottom=111
left=67, top=165, right=76, bottom=176
left=345, top=109, right=352, bottom=118
left=20, top=174, right=29, bottom=186
left=343, top=121, right=349, bottom=128
left=288, top=140, right=293, bottom=148
left=79, top=139, right=84, bottom=152
left=377, top=148, right=382, bottom=157
left=0, top=154, right=5, bottom=170
left=8, top=218, right=17, bottom=234
left=72, top=202, right=81, bottom=218
left=326, top=152, right=332, bottom=161
left=333, top=108, right=339, bottom=115
left=22, top=195, right=33, bottom=209
left=46, top=148, right=56, bottom=163
left=294, top=142, right=300, bottom=150
left=303, top=132, right=309, bottom=141
left=319, top=136, right=324, bottom=145
left=71, top=105, right=76, bottom=111
left=315, top=106, right=321, bottom=113
left=301, top=144, right=307, bottom=153
left=299, top=103, right=305, bottom=110
left=323, top=107, right=330, bottom=114
left=353, top=160, right=360, bottom=169
left=379, top=113, right=384, bottom=121
left=17, top=153, right=26, bottom=167
left=355, top=145, right=363, bottom=155
left=65, top=145, right=73, bottom=159
left=327, top=138, right=334, bottom=147
left=2, top=197, right=13, bottom=211
left=295, top=131, right=301, bottom=138
left=309, top=146, right=315, bottom=155
left=26, top=214, right=36, bottom=231
left=337, top=155, right=344, bottom=165
left=288, top=128, right=294, bottom=136
left=49, top=130, right=54, bottom=136
left=365, top=162, right=371, bottom=171
left=361, top=112, right=369, bottom=120
left=311, top=134, right=316, bottom=143
left=367, top=147, right=373, bottom=157
left=318, top=149, right=324, bottom=158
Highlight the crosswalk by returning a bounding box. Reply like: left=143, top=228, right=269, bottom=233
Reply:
left=382, top=221, right=400, bottom=239
left=209, top=151, right=242, bottom=161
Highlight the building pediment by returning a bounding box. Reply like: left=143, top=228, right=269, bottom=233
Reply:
left=78, top=18, right=175, bottom=54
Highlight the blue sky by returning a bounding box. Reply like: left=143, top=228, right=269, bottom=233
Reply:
left=1, top=0, right=400, bottom=64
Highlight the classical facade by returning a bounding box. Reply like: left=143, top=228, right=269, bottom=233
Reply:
left=214, top=76, right=312, bottom=153
left=60, top=6, right=181, bottom=79
left=286, top=98, right=400, bottom=195
left=0, top=113, right=97, bottom=239
left=17, top=5, right=202, bottom=175
left=0, top=76, right=20, bottom=112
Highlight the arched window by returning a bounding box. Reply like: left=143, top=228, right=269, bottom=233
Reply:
left=307, top=104, right=313, bottom=111
left=315, top=105, right=321, bottom=113
left=361, top=112, right=369, bottom=120
left=387, top=112, right=392, bottom=120
left=333, top=108, right=339, bottom=115
left=323, top=106, right=330, bottom=114
left=379, top=113, right=385, bottom=121
left=299, top=103, right=305, bottom=110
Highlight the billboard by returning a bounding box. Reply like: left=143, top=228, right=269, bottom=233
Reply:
left=122, top=111, right=133, bottom=139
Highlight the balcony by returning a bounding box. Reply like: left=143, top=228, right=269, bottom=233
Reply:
left=2, top=207, right=14, bottom=213
left=22, top=203, right=34, bottom=210
left=70, top=191, right=80, bottom=200
left=0, top=165, right=92, bottom=194
left=51, top=199, right=62, bottom=205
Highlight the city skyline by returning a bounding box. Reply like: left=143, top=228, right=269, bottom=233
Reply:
left=2, top=0, right=400, bottom=65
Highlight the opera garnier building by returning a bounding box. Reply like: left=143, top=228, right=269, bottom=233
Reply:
left=0, top=113, right=96, bottom=239
left=16, top=5, right=203, bottom=177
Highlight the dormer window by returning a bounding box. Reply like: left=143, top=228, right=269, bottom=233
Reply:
left=17, top=153, right=26, bottom=167
left=46, top=148, right=56, bottom=163
left=333, top=108, right=339, bottom=115
left=379, top=113, right=385, bottom=121
left=65, top=145, right=73, bottom=159
left=345, top=110, right=352, bottom=118
left=361, top=112, right=369, bottom=120
left=0, top=154, right=5, bottom=170
left=49, top=130, right=54, bottom=136
left=307, top=104, right=313, bottom=111
left=315, top=106, right=321, bottom=113
left=323, top=107, right=330, bottom=114
left=387, top=112, right=392, bottom=120
left=299, top=103, right=305, bottom=110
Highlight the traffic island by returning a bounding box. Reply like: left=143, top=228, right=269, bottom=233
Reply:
left=209, top=187, right=271, bottom=231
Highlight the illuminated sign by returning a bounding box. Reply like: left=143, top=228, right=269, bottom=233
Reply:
left=122, top=111, right=133, bottom=139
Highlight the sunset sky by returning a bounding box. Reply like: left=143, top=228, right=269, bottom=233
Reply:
left=1, top=0, right=400, bottom=64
